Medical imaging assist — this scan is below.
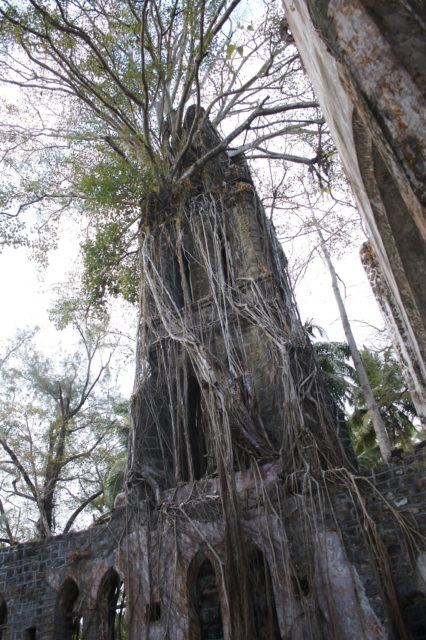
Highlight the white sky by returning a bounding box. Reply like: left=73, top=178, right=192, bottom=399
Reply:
left=0, top=217, right=386, bottom=382
left=0, top=221, right=137, bottom=396
left=292, top=243, right=385, bottom=345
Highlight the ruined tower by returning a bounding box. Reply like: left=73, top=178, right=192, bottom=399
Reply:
left=123, top=121, right=356, bottom=636
left=126, top=114, right=351, bottom=495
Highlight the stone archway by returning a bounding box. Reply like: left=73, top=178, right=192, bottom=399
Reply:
left=188, top=552, right=224, bottom=640
left=402, top=592, right=426, bottom=640
left=53, top=577, right=81, bottom=640
left=97, top=567, right=126, bottom=640
left=248, top=546, right=281, bottom=640
left=0, top=594, right=6, bottom=640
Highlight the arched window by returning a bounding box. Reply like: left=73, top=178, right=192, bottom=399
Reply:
left=248, top=547, right=281, bottom=640
left=54, top=578, right=82, bottom=640
left=403, top=592, right=426, bottom=640
left=180, top=376, right=207, bottom=482
left=0, top=594, right=7, bottom=639
left=188, top=554, right=224, bottom=640
left=97, top=568, right=126, bottom=640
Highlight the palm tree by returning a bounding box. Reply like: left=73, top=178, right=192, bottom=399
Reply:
left=305, top=321, right=421, bottom=468
left=304, top=319, right=355, bottom=408
left=348, top=347, right=420, bottom=468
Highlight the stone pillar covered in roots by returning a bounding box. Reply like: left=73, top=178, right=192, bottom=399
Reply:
left=123, top=111, right=375, bottom=639
left=126, top=116, right=354, bottom=495
left=281, top=0, right=426, bottom=421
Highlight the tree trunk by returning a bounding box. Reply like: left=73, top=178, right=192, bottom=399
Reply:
left=316, top=224, right=392, bottom=462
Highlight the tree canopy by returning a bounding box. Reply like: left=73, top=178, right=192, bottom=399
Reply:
left=0, top=307, right=129, bottom=542
left=0, top=0, right=336, bottom=303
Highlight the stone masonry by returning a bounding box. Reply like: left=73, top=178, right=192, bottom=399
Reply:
left=0, top=134, right=425, bottom=638
left=1, top=6, right=426, bottom=630
left=0, top=448, right=425, bottom=638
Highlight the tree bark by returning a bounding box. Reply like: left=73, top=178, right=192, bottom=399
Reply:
left=316, top=224, right=392, bottom=462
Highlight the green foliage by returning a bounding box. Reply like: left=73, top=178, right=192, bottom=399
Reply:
left=104, top=455, right=127, bottom=509
left=49, top=287, right=108, bottom=332
left=68, top=147, right=146, bottom=307
left=103, top=400, right=129, bottom=508
left=82, top=222, right=139, bottom=305
left=306, top=320, right=420, bottom=468
left=226, top=43, right=244, bottom=59
left=348, top=348, right=420, bottom=466
left=75, top=152, right=145, bottom=211
left=0, top=0, right=317, bottom=299
left=304, top=319, right=355, bottom=407
left=0, top=321, right=129, bottom=541
left=313, top=340, right=355, bottom=407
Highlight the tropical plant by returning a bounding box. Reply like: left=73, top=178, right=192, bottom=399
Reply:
left=348, top=347, right=420, bottom=468
left=305, top=320, right=420, bottom=467
left=103, top=401, right=130, bottom=510
left=313, top=340, right=355, bottom=407
left=304, top=318, right=355, bottom=407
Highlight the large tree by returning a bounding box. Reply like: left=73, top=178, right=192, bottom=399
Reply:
left=0, top=310, right=128, bottom=542
left=0, top=1, right=332, bottom=285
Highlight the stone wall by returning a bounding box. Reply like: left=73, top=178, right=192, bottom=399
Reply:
left=0, top=521, right=121, bottom=639
left=0, top=448, right=425, bottom=639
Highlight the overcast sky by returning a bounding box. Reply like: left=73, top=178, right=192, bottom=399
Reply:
left=0, top=213, right=386, bottom=397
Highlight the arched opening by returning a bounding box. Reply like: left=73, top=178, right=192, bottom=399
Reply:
left=97, top=568, right=126, bottom=640
left=0, top=594, right=7, bottom=639
left=248, top=547, right=281, bottom=640
left=145, top=601, right=161, bottom=624
left=180, top=376, right=208, bottom=482
left=216, top=222, right=234, bottom=288
left=181, top=248, right=194, bottom=303
left=54, top=577, right=82, bottom=640
left=403, top=592, right=426, bottom=640
left=188, top=553, right=224, bottom=640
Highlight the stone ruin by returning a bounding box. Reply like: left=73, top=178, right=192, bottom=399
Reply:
left=1, top=2, right=426, bottom=637
left=0, top=449, right=425, bottom=639
left=0, top=132, right=425, bottom=639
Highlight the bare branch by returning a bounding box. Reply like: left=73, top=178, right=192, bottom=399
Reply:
left=63, top=488, right=103, bottom=534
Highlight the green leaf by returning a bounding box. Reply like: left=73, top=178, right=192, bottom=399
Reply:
left=226, top=43, right=235, bottom=59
